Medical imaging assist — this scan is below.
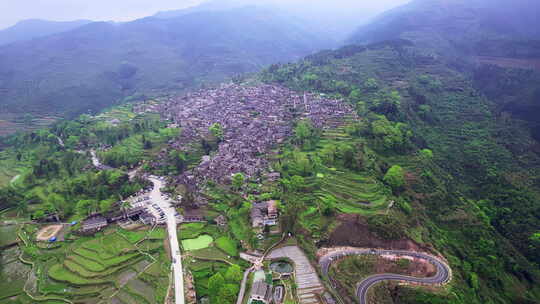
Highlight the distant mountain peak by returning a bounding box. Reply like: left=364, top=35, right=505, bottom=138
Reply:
left=0, top=19, right=93, bottom=46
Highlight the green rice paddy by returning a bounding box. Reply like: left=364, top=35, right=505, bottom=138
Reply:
left=3, top=226, right=170, bottom=303
left=182, top=234, right=214, bottom=251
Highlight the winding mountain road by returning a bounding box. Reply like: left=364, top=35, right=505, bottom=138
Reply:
left=319, top=249, right=451, bottom=304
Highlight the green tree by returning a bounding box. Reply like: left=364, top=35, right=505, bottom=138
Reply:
left=363, top=78, right=379, bottom=91
left=281, top=175, right=306, bottom=193
left=76, top=199, right=97, bottom=216
left=530, top=232, right=540, bottom=244
left=349, top=88, right=362, bottom=101
left=225, top=264, right=243, bottom=283
left=23, top=113, right=34, bottom=126
left=120, top=200, right=131, bottom=218
left=320, top=194, right=337, bottom=216
left=208, top=273, right=225, bottom=302
left=383, top=165, right=405, bottom=191
left=32, top=209, right=45, bottom=220
left=169, top=150, right=187, bottom=173
left=371, top=116, right=410, bottom=151
left=420, top=149, right=433, bottom=159
left=141, top=134, right=153, bottom=149
left=232, top=173, right=245, bottom=191
left=66, top=135, right=80, bottom=148
left=301, top=73, right=319, bottom=87
left=285, top=150, right=314, bottom=176
left=294, top=119, right=318, bottom=150
left=217, top=284, right=238, bottom=304
left=367, top=90, right=401, bottom=116
left=469, top=272, right=480, bottom=290
left=281, top=198, right=306, bottom=233
left=47, top=193, right=67, bottom=220
left=99, top=199, right=115, bottom=214
left=209, top=123, right=224, bottom=141
left=15, top=200, right=28, bottom=216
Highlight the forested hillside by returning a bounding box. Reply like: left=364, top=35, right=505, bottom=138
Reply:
left=260, top=36, right=540, bottom=304
left=0, top=6, right=327, bottom=135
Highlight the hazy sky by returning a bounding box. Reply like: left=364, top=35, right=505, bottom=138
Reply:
left=0, top=0, right=410, bottom=30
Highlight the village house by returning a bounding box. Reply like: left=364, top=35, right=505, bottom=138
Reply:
left=249, top=270, right=272, bottom=304
left=81, top=215, right=108, bottom=232
left=265, top=172, right=281, bottom=182
left=215, top=215, right=228, bottom=227
left=182, top=210, right=205, bottom=223
left=251, top=206, right=264, bottom=228
left=250, top=201, right=279, bottom=228
left=267, top=201, right=278, bottom=219
left=140, top=212, right=156, bottom=225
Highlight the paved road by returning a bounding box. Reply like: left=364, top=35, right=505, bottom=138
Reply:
left=149, top=177, right=185, bottom=304
left=236, top=266, right=254, bottom=304
left=87, top=149, right=183, bottom=302
left=319, top=249, right=451, bottom=304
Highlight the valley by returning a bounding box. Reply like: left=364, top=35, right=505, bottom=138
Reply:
left=1, top=0, right=540, bottom=304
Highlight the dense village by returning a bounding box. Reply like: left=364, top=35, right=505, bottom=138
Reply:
left=2, top=83, right=453, bottom=304
left=72, top=84, right=355, bottom=303
left=161, top=84, right=355, bottom=189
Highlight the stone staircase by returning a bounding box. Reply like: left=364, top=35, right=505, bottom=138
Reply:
left=266, top=246, right=325, bottom=304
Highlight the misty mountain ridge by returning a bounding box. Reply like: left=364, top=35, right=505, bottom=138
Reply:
left=0, top=19, right=93, bottom=46
left=155, top=0, right=369, bottom=43
left=345, top=0, right=540, bottom=141
left=0, top=5, right=328, bottom=130
left=349, top=0, right=540, bottom=57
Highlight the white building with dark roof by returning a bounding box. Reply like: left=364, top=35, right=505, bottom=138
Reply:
left=249, top=270, right=272, bottom=304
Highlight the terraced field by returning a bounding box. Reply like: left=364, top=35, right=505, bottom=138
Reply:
left=316, top=170, right=389, bottom=215
left=318, top=120, right=390, bottom=215
left=288, top=121, right=392, bottom=241
left=14, top=226, right=171, bottom=304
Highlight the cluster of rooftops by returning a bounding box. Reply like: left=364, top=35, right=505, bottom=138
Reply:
left=160, top=84, right=355, bottom=192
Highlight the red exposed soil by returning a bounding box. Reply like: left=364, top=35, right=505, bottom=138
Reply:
left=324, top=214, right=431, bottom=252
left=374, top=255, right=437, bottom=278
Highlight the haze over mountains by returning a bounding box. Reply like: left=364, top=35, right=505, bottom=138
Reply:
left=0, top=0, right=539, bottom=136
left=347, top=0, right=540, bottom=138
left=0, top=0, right=401, bottom=135
left=349, top=0, right=540, bottom=53
left=0, top=19, right=92, bottom=46
left=0, top=4, right=331, bottom=128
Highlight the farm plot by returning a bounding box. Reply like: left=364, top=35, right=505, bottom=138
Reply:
left=12, top=226, right=169, bottom=303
